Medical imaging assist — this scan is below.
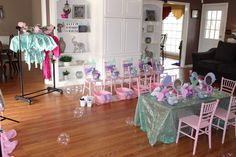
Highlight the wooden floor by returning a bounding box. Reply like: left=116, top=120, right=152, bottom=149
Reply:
left=0, top=65, right=236, bottom=157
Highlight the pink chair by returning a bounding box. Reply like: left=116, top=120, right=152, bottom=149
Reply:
left=121, top=60, right=133, bottom=88
left=132, top=75, right=151, bottom=97
left=212, top=96, right=236, bottom=144
left=176, top=99, right=219, bottom=155
left=220, top=77, right=236, bottom=95
left=103, top=62, right=116, bottom=93
left=82, top=64, right=103, bottom=95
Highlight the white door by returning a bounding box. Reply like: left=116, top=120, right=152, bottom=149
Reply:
left=198, top=3, right=228, bottom=52
left=124, top=19, right=141, bottom=53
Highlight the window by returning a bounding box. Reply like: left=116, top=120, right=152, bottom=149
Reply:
left=162, top=12, right=183, bottom=54
left=204, top=10, right=222, bottom=39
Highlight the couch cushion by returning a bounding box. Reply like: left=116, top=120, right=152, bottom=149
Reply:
left=218, top=63, right=236, bottom=75
left=215, top=41, right=236, bottom=62
left=198, top=60, right=222, bottom=71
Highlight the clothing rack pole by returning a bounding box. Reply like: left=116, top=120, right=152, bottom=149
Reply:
left=14, top=26, right=63, bottom=105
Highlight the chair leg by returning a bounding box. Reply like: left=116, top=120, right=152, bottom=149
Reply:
left=217, top=118, right=220, bottom=130
left=222, top=120, right=228, bottom=144
left=208, top=127, right=212, bottom=149
left=234, top=118, right=236, bottom=138
left=193, top=129, right=199, bottom=155
left=82, top=83, right=86, bottom=94
left=176, top=120, right=182, bottom=144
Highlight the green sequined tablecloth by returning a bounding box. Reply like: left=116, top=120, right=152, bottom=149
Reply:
left=134, top=90, right=230, bottom=146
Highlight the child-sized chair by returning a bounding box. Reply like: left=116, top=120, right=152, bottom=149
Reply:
left=115, top=78, right=134, bottom=100
left=132, top=75, right=152, bottom=97
left=176, top=99, right=219, bottom=155
left=220, top=77, right=236, bottom=95
left=212, top=96, right=236, bottom=144
left=82, top=63, right=103, bottom=96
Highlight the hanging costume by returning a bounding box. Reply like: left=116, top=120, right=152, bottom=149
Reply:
left=10, top=33, right=60, bottom=80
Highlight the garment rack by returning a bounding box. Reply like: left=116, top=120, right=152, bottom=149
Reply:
left=14, top=26, right=63, bottom=105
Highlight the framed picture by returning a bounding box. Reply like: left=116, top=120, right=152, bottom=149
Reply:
left=147, top=25, right=154, bottom=33
left=191, top=9, right=199, bottom=18
left=145, top=10, right=156, bottom=21
left=0, top=6, right=4, bottom=19
left=72, top=5, right=86, bottom=19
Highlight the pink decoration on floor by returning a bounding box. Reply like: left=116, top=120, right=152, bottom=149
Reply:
left=1, top=129, right=18, bottom=157
left=93, top=90, right=112, bottom=105
left=115, top=87, right=134, bottom=100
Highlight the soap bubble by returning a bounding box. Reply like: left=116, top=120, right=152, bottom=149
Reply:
left=222, top=153, right=234, bottom=157
left=73, top=106, right=84, bottom=118
left=57, top=132, right=70, bottom=145
left=125, top=117, right=134, bottom=126
left=63, top=85, right=83, bottom=101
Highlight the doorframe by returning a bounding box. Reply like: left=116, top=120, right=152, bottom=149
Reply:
left=163, top=1, right=190, bottom=67
left=198, top=2, right=229, bottom=52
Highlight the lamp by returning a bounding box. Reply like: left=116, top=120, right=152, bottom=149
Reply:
left=63, top=0, right=71, bottom=15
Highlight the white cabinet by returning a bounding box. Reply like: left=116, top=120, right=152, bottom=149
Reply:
left=124, top=0, right=142, bottom=18
left=104, top=0, right=142, bottom=18
left=104, top=0, right=123, bottom=17
left=104, top=18, right=124, bottom=54
left=124, top=19, right=141, bottom=53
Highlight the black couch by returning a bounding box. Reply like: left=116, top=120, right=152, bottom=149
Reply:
left=192, top=41, right=236, bottom=81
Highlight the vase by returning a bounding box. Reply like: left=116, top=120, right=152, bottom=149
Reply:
left=59, top=37, right=66, bottom=53
left=63, top=75, right=69, bottom=80
left=63, top=62, right=70, bottom=67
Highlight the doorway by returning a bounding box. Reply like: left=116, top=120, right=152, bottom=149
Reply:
left=161, top=1, right=189, bottom=68
left=198, top=3, right=228, bottom=52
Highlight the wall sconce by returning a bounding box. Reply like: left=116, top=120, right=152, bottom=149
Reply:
left=0, top=6, right=3, bottom=19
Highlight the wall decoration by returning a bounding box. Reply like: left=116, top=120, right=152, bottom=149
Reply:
left=71, top=36, right=87, bottom=53
left=147, top=25, right=154, bottom=33
left=73, top=5, right=86, bottom=19
left=145, top=10, right=156, bottom=21
left=78, top=25, right=88, bottom=32
left=76, top=71, right=83, bottom=79
left=0, top=6, right=4, bottom=19
left=191, top=9, right=199, bottom=18
left=145, top=37, right=151, bottom=44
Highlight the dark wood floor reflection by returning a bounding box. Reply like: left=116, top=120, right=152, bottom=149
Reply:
left=0, top=65, right=235, bottom=157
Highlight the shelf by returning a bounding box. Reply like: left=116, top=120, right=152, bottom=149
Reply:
left=57, top=32, right=90, bottom=34
left=58, top=18, right=91, bottom=21
left=143, top=32, right=158, bottom=34
left=61, top=52, right=91, bottom=55
left=142, top=42, right=159, bottom=45
left=59, top=64, right=84, bottom=68
left=143, top=21, right=158, bottom=25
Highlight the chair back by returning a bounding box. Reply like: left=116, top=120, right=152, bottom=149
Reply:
left=104, top=62, right=115, bottom=78
left=160, top=34, right=167, bottom=48
left=0, top=41, right=3, bottom=65
left=198, top=99, right=219, bottom=128
left=122, top=59, right=133, bottom=77
left=220, top=77, right=236, bottom=95
left=134, top=75, right=152, bottom=96
left=226, top=96, right=236, bottom=119
left=83, top=63, right=95, bottom=79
